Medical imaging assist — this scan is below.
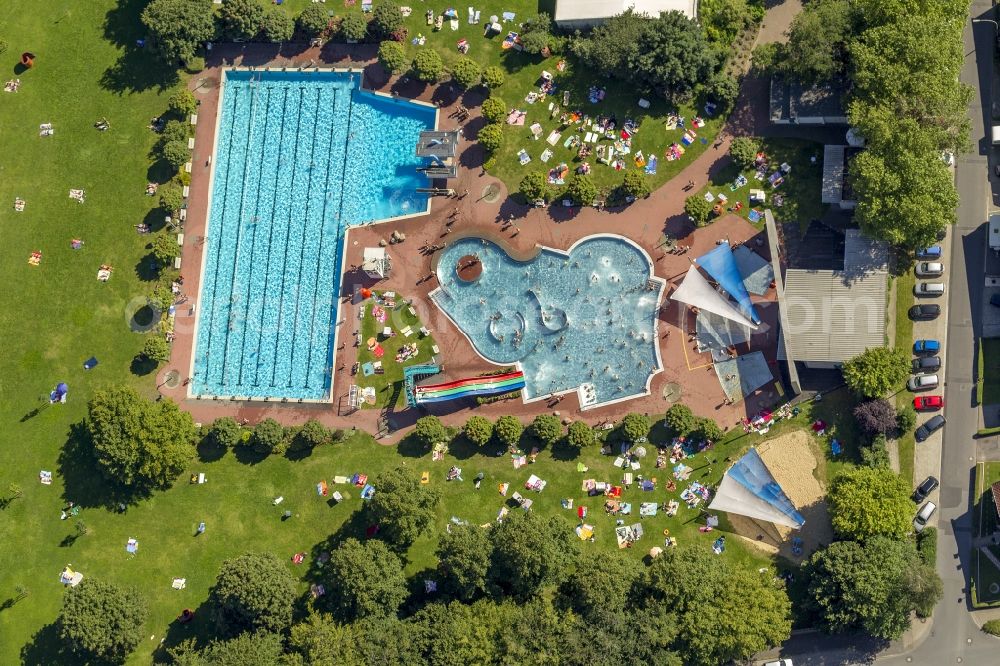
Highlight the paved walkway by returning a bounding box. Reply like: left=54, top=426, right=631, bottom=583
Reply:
left=756, top=0, right=803, bottom=46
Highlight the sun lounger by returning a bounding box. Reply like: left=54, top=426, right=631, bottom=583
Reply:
left=468, top=6, right=475, bottom=23
left=474, top=10, right=480, bottom=23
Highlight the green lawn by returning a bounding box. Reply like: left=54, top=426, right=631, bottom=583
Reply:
left=688, top=138, right=827, bottom=228
left=894, top=271, right=916, bottom=484
left=982, top=339, right=1000, bottom=405
left=355, top=292, right=439, bottom=409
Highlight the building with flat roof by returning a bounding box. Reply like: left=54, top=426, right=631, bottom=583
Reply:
left=770, top=77, right=848, bottom=126
left=553, top=0, right=697, bottom=29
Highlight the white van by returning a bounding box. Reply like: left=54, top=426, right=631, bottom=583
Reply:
left=913, top=502, right=937, bottom=532
left=914, top=282, right=945, bottom=297
left=990, top=213, right=1000, bottom=252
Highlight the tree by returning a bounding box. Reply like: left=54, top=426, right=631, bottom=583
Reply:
left=450, top=57, right=482, bottom=89
left=782, top=0, right=853, bottom=83
left=516, top=171, right=547, bottom=203
left=566, top=420, right=596, bottom=450
left=294, top=418, right=329, bottom=449
left=462, top=415, right=493, bottom=446
left=751, top=42, right=781, bottom=74
left=897, top=404, right=917, bottom=433
left=250, top=418, right=285, bottom=455
left=261, top=7, right=294, bottom=42
left=621, top=170, right=650, bottom=199
left=494, top=415, right=523, bottom=448
left=853, top=398, right=898, bottom=436
left=729, top=136, right=761, bottom=169
left=371, top=2, right=404, bottom=38
left=704, top=73, right=739, bottom=111
left=664, top=403, right=696, bottom=437
left=842, top=346, right=909, bottom=397
left=482, top=65, right=505, bottom=89
left=161, top=140, right=190, bottom=169
left=530, top=414, right=563, bottom=446
left=340, top=13, right=368, bottom=42
left=436, top=524, right=493, bottom=600
left=412, top=49, right=444, bottom=82
left=684, top=193, right=713, bottom=225
left=208, top=416, right=242, bottom=449
left=210, top=552, right=296, bottom=636
left=703, top=0, right=754, bottom=44
left=159, top=119, right=190, bottom=146
left=86, top=386, right=195, bottom=493
left=151, top=233, right=180, bottom=267
left=489, top=511, right=578, bottom=597
left=860, top=434, right=891, bottom=468
left=413, top=415, right=447, bottom=448
left=289, top=612, right=365, bottom=666
left=804, top=537, right=942, bottom=639
left=297, top=5, right=330, bottom=38
left=368, top=466, right=441, bottom=548
left=196, top=631, right=288, bottom=665
left=167, top=90, right=198, bottom=119
left=828, top=466, right=914, bottom=540
left=692, top=417, right=723, bottom=442
left=142, top=335, right=171, bottom=363
left=620, top=413, right=650, bottom=443
left=59, top=579, right=147, bottom=663
left=560, top=551, right=643, bottom=620
left=405, top=600, right=507, bottom=665
left=142, top=0, right=215, bottom=64
left=565, top=174, right=598, bottom=206
left=481, top=96, right=506, bottom=124
left=219, top=0, right=265, bottom=41
left=519, top=13, right=553, bottom=54
left=378, top=40, right=407, bottom=75
left=477, top=123, right=504, bottom=153
left=640, top=546, right=791, bottom=665
left=326, top=538, right=408, bottom=621
left=159, top=182, right=184, bottom=212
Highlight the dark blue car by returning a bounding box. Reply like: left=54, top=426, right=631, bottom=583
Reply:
left=913, top=339, right=941, bottom=355
left=916, top=245, right=943, bottom=259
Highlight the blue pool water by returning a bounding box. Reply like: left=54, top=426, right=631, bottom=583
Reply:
left=193, top=70, right=436, bottom=399
left=431, top=236, right=663, bottom=406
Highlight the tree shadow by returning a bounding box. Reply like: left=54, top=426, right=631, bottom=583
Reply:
left=151, top=598, right=215, bottom=663
left=146, top=158, right=177, bottom=186
left=550, top=440, right=580, bottom=462
left=130, top=355, right=158, bottom=377
left=20, top=620, right=74, bottom=666
left=232, top=445, right=270, bottom=466
left=446, top=436, right=480, bottom=460
left=430, top=83, right=460, bottom=108
left=196, top=439, right=227, bottom=463
left=100, top=0, right=180, bottom=94
left=284, top=445, right=315, bottom=462
left=396, top=432, right=430, bottom=458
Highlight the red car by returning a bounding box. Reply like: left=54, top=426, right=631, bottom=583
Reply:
left=913, top=395, right=944, bottom=411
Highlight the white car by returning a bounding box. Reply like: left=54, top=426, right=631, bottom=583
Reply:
left=765, top=660, right=793, bottom=666
left=914, top=282, right=945, bottom=296
left=915, top=262, right=944, bottom=277
left=914, top=502, right=937, bottom=532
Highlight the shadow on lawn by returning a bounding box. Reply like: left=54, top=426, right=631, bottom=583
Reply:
left=20, top=620, right=75, bottom=666
left=59, top=423, right=144, bottom=509
left=101, top=0, right=179, bottom=94
left=152, top=598, right=215, bottom=663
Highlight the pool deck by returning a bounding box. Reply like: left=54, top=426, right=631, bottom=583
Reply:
left=160, top=43, right=782, bottom=439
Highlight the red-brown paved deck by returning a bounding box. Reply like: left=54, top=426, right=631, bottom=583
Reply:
left=160, top=45, right=782, bottom=439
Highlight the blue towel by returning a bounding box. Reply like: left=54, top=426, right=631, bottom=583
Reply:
left=830, top=439, right=842, bottom=456
left=84, top=357, right=98, bottom=370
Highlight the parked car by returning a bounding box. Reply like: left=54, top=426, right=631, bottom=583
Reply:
left=909, top=304, right=941, bottom=320
left=914, top=282, right=946, bottom=296
left=911, top=356, right=941, bottom=373
left=917, top=245, right=943, bottom=259
left=908, top=374, right=939, bottom=391
left=915, top=262, right=944, bottom=277
left=915, top=415, right=946, bottom=442
left=913, top=476, right=940, bottom=502
left=913, top=395, right=944, bottom=411
left=913, top=501, right=938, bottom=532
left=764, top=661, right=793, bottom=666
left=991, top=293, right=1000, bottom=308
left=913, top=339, right=941, bottom=355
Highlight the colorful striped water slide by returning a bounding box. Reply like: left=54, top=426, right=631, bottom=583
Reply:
left=414, top=370, right=525, bottom=404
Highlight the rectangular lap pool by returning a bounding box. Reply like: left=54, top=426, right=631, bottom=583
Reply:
left=192, top=69, right=437, bottom=400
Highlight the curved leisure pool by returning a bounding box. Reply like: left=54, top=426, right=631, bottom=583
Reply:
left=431, top=235, right=664, bottom=407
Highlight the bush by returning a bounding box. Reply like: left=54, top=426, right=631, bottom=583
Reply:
left=378, top=40, right=407, bottom=74
left=983, top=619, right=1000, bottom=636
left=150, top=283, right=174, bottom=312
left=209, top=417, right=242, bottom=449
left=684, top=194, right=713, bottom=225
left=842, top=347, right=910, bottom=398
left=167, top=90, right=197, bottom=119
left=621, top=413, right=650, bottom=443
left=463, top=415, right=493, bottom=446
left=151, top=233, right=180, bottom=266
left=481, top=96, right=506, bottom=124
left=729, top=136, right=761, bottom=170
left=565, top=174, right=598, bottom=206
left=412, top=49, right=444, bottom=82
left=450, top=57, right=482, bottom=89
left=751, top=42, right=781, bottom=74
left=853, top=398, right=898, bottom=437
left=519, top=13, right=553, bottom=54
left=184, top=56, right=205, bottom=73
left=621, top=170, right=650, bottom=199
left=494, top=415, right=523, bottom=449
left=482, top=156, right=497, bottom=172
left=477, top=123, right=504, bottom=153
left=261, top=7, right=295, bottom=42
left=142, top=335, right=171, bottom=363
left=413, top=415, right=447, bottom=448
left=371, top=2, right=404, bottom=37
left=251, top=418, right=286, bottom=455
left=566, top=421, right=596, bottom=449
left=340, top=13, right=368, bottom=42
left=693, top=417, right=723, bottom=442
left=896, top=404, right=917, bottom=434
left=297, top=4, right=330, bottom=38
left=482, top=65, right=505, bottom=89
left=530, top=414, right=563, bottom=446
left=705, top=73, right=739, bottom=111
left=519, top=171, right=549, bottom=203
left=664, top=404, right=696, bottom=437
left=159, top=119, right=189, bottom=146
left=916, top=526, right=937, bottom=566
left=161, top=140, right=190, bottom=169
left=159, top=182, right=184, bottom=212
left=294, top=418, right=330, bottom=449
left=860, top=434, right=890, bottom=468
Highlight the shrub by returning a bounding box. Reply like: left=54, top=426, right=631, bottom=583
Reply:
left=621, top=170, right=650, bottom=199
left=983, top=619, right=1000, bottom=636
left=261, top=7, right=295, bottom=42
left=916, top=527, right=937, bottom=566
left=566, top=421, right=596, bottom=449
left=151, top=233, right=180, bottom=266
left=482, top=156, right=497, bottom=171
left=378, top=40, right=407, bottom=74
left=294, top=418, right=330, bottom=449
left=150, top=283, right=174, bottom=312
left=565, top=174, right=598, bottom=206
left=519, top=172, right=549, bottom=202
left=340, top=13, right=368, bottom=42
left=450, top=57, right=482, bottom=89
left=159, top=182, right=184, bottom=212
left=184, top=56, right=205, bottom=73
left=705, top=73, right=739, bottom=111
left=297, top=5, right=330, bottom=38
left=167, top=90, right=197, bottom=118
left=142, top=335, right=171, bottom=363
left=729, top=136, right=761, bottom=170
left=159, top=119, right=189, bottom=145
left=251, top=418, right=286, bottom=455
left=896, top=404, right=917, bottom=434
left=664, top=404, right=696, bottom=437
left=621, top=413, right=650, bottom=443
left=463, top=415, right=493, bottom=446
left=684, top=194, right=713, bottom=225
left=693, top=417, right=723, bottom=442
left=209, top=417, right=242, bottom=449
left=481, top=96, right=506, bottom=124
left=482, top=65, right=505, bottom=89
left=751, top=42, right=781, bottom=74
left=494, top=415, right=523, bottom=449
left=371, top=2, right=404, bottom=38
left=413, top=415, right=447, bottom=448
left=519, top=13, right=553, bottom=54
left=161, top=140, right=190, bottom=169
left=530, top=414, right=563, bottom=446
left=412, top=49, right=444, bottom=82
left=860, top=435, right=890, bottom=468
left=477, top=123, right=504, bottom=153
left=853, top=398, right=897, bottom=437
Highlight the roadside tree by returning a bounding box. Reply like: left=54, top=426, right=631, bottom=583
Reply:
left=828, top=466, right=913, bottom=540
left=842, top=346, right=909, bottom=398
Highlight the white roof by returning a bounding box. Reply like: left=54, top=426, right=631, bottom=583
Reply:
left=670, top=265, right=757, bottom=330
left=554, top=0, right=697, bottom=23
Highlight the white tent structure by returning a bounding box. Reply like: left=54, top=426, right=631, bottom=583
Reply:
left=708, top=448, right=805, bottom=529
left=670, top=265, right=757, bottom=330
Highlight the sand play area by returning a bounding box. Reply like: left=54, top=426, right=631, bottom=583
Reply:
left=725, top=429, right=833, bottom=561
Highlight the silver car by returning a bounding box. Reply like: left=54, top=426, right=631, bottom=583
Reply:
left=915, top=262, right=944, bottom=277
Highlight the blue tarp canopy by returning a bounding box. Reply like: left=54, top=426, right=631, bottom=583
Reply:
left=708, top=448, right=805, bottom=529
left=696, top=243, right=760, bottom=324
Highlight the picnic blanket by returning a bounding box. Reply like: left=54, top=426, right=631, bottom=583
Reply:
left=615, top=523, right=643, bottom=548
left=644, top=156, right=658, bottom=175
left=576, top=523, right=595, bottom=540
left=517, top=149, right=531, bottom=165
left=640, top=502, right=658, bottom=517
left=525, top=474, right=547, bottom=492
